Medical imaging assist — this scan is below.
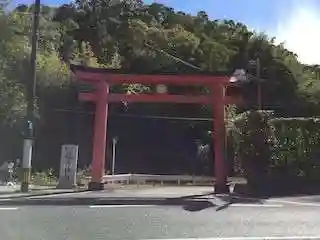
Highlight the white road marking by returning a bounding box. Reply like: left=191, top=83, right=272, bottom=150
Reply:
left=144, top=236, right=320, bottom=240
left=89, top=204, right=156, bottom=208
left=268, top=199, right=320, bottom=207
left=0, top=207, right=18, bottom=211
left=231, top=196, right=264, bottom=202
left=230, top=203, right=283, bottom=208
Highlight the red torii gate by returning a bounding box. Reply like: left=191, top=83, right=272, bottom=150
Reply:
left=70, top=64, right=242, bottom=193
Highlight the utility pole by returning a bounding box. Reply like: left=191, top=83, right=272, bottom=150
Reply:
left=111, top=137, right=118, bottom=175
left=21, top=0, right=40, bottom=192
left=256, top=58, right=262, bottom=110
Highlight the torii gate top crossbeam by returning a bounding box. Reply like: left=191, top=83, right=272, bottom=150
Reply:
left=70, top=64, right=233, bottom=86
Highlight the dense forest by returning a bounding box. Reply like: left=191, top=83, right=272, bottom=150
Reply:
left=0, top=0, right=320, bottom=175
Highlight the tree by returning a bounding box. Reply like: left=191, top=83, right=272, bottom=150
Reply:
left=1, top=0, right=320, bottom=171
left=0, top=8, right=27, bottom=123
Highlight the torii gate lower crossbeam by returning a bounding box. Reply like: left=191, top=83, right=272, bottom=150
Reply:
left=71, top=65, right=242, bottom=193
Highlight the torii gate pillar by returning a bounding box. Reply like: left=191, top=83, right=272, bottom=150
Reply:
left=88, top=81, right=109, bottom=190
left=212, top=84, right=228, bottom=193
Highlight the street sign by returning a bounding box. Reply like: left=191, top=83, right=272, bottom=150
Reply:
left=229, top=69, right=247, bottom=83
left=57, top=145, right=79, bottom=189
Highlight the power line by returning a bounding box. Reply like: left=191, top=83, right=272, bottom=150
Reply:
left=107, top=17, right=204, bottom=72
left=115, top=113, right=213, bottom=121
left=144, top=42, right=203, bottom=71
left=52, top=108, right=213, bottom=121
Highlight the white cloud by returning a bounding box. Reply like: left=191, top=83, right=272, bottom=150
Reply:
left=274, top=1, right=320, bottom=65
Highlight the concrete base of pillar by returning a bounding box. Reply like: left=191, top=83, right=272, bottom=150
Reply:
left=21, top=182, right=30, bottom=193
left=88, top=182, right=104, bottom=191
left=56, top=182, right=77, bottom=189
left=214, top=183, right=230, bottom=194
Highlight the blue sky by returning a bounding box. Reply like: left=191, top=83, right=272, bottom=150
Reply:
left=11, top=0, right=320, bottom=64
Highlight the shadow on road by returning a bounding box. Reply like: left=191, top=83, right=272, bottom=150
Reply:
left=0, top=192, right=267, bottom=213
left=182, top=200, right=216, bottom=212
left=169, top=191, right=265, bottom=211
left=233, top=181, right=320, bottom=199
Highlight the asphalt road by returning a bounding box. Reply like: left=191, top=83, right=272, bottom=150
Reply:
left=1, top=203, right=320, bottom=240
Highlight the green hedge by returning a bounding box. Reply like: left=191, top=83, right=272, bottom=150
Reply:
left=229, top=111, right=320, bottom=189
left=270, top=117, right=320, bottom=181
left=228, top=111, right=275, bottom=190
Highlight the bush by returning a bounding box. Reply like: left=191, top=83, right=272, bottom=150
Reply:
left=270, top=117, right=320, bottom=183
left=31, top=168, right=57, bottom=186
left=229, top=111, right=320, bottom=193
left=229, top=111, right=275, bottom=192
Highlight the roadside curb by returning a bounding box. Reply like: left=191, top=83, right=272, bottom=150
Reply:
left=0, top=189, right=89, bottom=200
